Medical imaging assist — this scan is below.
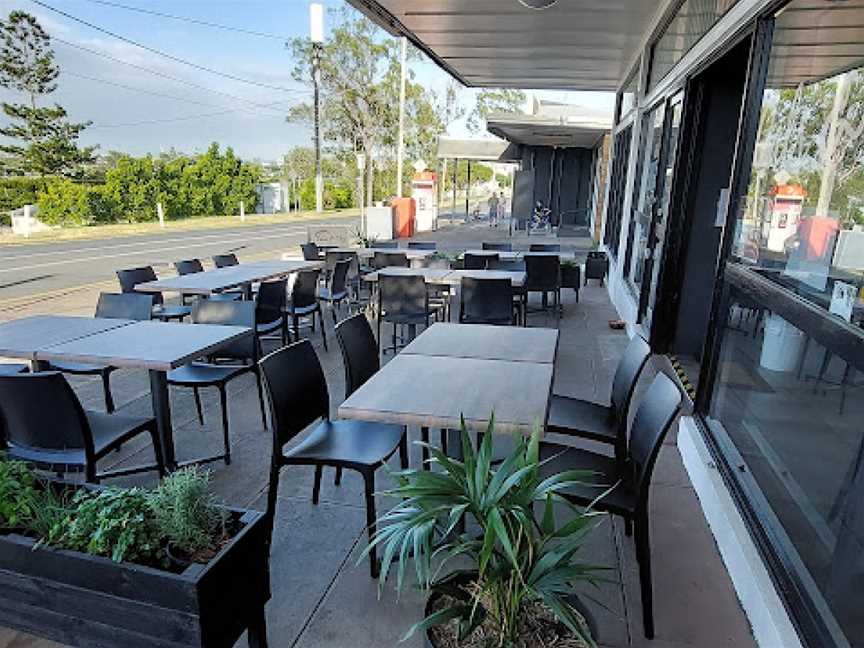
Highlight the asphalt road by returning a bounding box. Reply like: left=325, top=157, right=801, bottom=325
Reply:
left=0, top=215, right=360, bottom=302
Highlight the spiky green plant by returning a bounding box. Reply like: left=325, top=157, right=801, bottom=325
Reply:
left=369, top=417, right=608, bottom=647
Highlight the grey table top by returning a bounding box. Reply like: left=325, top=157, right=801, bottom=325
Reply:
left=338, top=353, right=553, bottom=435
left=462, top=249, right=521, bottom=260
left=442, top=269, right=526, bottom=287
left=134, top=260, right=323, bottom=295
left=0, top=315, right=134, bottom=360
left=362, top=267, right=453, bottom=284
left=36, top=320, right=251, bottom=371
left=329, top=247, right=435, bottom=260
left=401, top=323, right=558, bottom=363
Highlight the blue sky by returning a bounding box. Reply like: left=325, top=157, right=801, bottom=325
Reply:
left=0, top=0, right=614, bottom=162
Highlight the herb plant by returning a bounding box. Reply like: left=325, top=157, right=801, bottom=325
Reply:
left=0, top=458, right=40, bottom=529
left=370, top=418, right=606, bottom=647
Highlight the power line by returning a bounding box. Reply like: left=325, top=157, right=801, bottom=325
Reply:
left=53, top=37, right=306, bottom=113
left=81, top=0, right=290, bottom=41
left=89, top=107, right=289, bottom=129
left=32, top=0, right=305, bottom=94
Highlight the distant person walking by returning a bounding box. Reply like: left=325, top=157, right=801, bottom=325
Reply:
left=488, top=192, right=500, bottom=227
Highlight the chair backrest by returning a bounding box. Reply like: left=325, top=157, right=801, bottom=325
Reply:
left=610, top=334, right=652, bottom=420
left=301, top=242, right=321, bottom=261
left=487, top=258, right=526, bottom=272
left=482, top=242, right=512, bottom=251
left=95, top=292, right=154, bottom=321
left=213, top=253, right=239, bottom=268
left=259, top=340, right=330, bottom=454
left=192, top=299, right=258, bottom=361
left=0, top=372, right=95, bottom=469
left=371, top=240, right=399, bottom=249
left=255, top=279, right=287, bottom=325
left=373, top=251, right=409, bottom=270
left=175, top=259, right=204, bottom=276
left=408, top=241, right=436, bottom=250
left=325, top=250, right=357, bottom=275
left=379, top=274, right=427, bottom=318
left=464, top=253, right=493, bottom=270
left=330, top=260, right=350, bottom=295
left=290, top=270, right=320, bottom=309
left=460, top=277, right=513, bottom=325
left=117, top=267, right=162, bottom=305
left=628, top=373, right=682, bottom=501
left=524, top=254, right=561, bottom=291
left=529, top=243, right=561, bottom=252
left=334, top=313, right=379, bottom=397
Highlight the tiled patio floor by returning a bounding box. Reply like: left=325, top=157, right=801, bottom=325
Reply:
left=0, top=223, right=755, bottom=647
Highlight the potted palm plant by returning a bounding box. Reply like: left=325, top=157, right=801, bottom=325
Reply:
left=369, top=419, right=606, bottom=648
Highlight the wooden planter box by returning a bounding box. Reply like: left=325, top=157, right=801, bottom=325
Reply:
left=560, top=264, right=581, bottom=289
left=0, top=494, right=271, bottom=648
left=585, top=253, right=609, bottom=284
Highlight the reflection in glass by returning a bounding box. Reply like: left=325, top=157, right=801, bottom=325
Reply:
left=629, top=105, right=665, bottom=290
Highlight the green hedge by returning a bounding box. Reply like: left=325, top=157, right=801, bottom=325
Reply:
left=0, top=177, right=46, bottom=226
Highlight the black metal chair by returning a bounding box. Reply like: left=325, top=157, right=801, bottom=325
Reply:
left=372, top=251, right=409, bottom=270
left=482, top=242, right=512, bottom=251
left=117, top=266, right=191, bottom=321
left=0, top=372, right=165, bottom=483
left=464, top=252, right=494, bottom=270
left=319, top=259, right=351, bottom=324
left=167, top=300, right=267, bottom=466
left=259, top=339, right=407, bottom=577
left=371, top=240, right=399, bottom=249
left=46, top=292, right=155, bottom=413
left=548, top=334, right=652, bottom=465
left=212, top=253, right=239, bottom=268
left=538, top=372, right=683, bottom=639
left=284, top=270, right=328, bottom=351
left=255, top=279, right=289, bottom=348
left=529, top=243, right=561, bottom=252
left=0, top=364, right=27, bottom=376
left=301, top=242, right=323, bottom=261
left=459, top=277, right=516, bottom=326
left=377, top=273, right=430, bottom=355
left=524, top=254, right=561, bottom=321
left=408, top=241, right=436, bottom=250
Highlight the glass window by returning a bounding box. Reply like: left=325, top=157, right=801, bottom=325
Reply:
left=708, top=2, right=864, bottom=643
left=649, top=0, right=741, bottom=90
left=628, top=105, right=665, bottom=290
left=619, top=67, right=639, bottom=119
left=603, top=126, right=632, bottom=256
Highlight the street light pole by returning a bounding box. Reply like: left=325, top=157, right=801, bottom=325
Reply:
left=396, top=36, right=407, bottom=198
left=310, top=3, right=324, bottom=214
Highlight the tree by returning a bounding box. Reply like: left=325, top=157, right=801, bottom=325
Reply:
left=0, top=11, right=94, bottom=179
left=466, top=88, right=526, bottom=133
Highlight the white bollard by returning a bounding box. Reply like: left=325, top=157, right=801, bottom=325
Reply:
left=23, top=204, right=32, bottom=238
left=157, top=202, right=165, bottom=228
left=240, top=200, right=245, bottom=222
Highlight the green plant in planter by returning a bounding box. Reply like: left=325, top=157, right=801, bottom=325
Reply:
left=0, top=458, right=40, bottom=529
left=369, top=418, right=607, bottom=647
left=560, top=258, right=579, bottom=270
left=353, top=225, right=377, bottom=248
left=148, top=466, right=225, bottom=558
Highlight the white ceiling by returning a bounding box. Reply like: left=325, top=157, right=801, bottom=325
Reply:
left=346, top=0, right=665, bottom=90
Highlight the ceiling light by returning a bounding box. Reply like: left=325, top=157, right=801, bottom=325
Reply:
left=518, top=0, right=559, bottom=9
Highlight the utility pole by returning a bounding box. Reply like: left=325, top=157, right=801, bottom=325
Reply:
left=396, top=37, right=407, bottom=198
left=310, top=3, right=324, bottom=214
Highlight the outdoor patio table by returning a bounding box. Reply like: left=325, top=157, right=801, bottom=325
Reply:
left=442, top=269, right=526, bottom=288
left=328, top=247, right=435, bottom=261
left=462, top=249, right=521, bottom=261
left=361, top=266, right=453, bottom=284
left=0, top=315, right=134, bottom=364
left=134, top=259, right=323, bottom=297
left=401, top=322, right=558, bottom=363
left=35, top=320, right=251, bottom=470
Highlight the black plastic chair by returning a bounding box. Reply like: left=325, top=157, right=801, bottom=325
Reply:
left=481, top=242, right=512, bottom=251
left=259, top=339, right=406, bottom=578
left=213, top=253, right=239, bottom=268
left=372, top=251, right=409, bottom=270
left=285, top=270, right=328, bottom=351
left=377, top=273, right=430, bottom=355
left=117, top=266, right=191, bottom=321
left=538, top=372, right=683, bottom=639
left=459, top=277, right=516, bottom=326
left=464, top=252, right=493, bottom=270
left=46, top=292, right=155, bottom=413
left=371, top=240, right=399, bottom=249
left=325, top=250, right=361, bottom=301
left=529, top=243, right=561, bottom=252
left=167, top=300, right=267, bottom=466
left=524, top=254, right=561, bottom=321
left=301, top=242, right=323, bottom=261
left=0, top=364, right=27, bottom=376
left=255, top=279, right=289, bottom=347
left=408, top=241, right=436, bottom=250
left=319, top=259, right=351, bottom=324
left=487, top=258, right=525, bottom=271
left=548, top=334, right=652, bottom=464
left=175, top=259, right=204, bottom=275
left=0, top=372, right=165, bottom=483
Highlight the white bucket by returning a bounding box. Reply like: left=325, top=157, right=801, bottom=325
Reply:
left=759, top=313, right=806, bottom=372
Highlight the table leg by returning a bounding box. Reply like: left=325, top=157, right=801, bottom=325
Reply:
left=149, top=369, right=177, bottom=471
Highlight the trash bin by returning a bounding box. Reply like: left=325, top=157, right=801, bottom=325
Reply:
left=392, top=197, right=415, bottom=239
left=759, top=313, right=806, bottom=372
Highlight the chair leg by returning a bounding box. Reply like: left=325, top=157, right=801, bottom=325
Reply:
left=377, top=316, right=382, bottom=356
left=101, top=370, right=115, bottom=413
left=363, top=471, right=379, bottom=579
left=399, top=428, right=408, bottom=470
left=440, top=429, right=448, bottom=456
left=421, top=426, right=430, bottom=469
left=255, top=369, right=268, bottom=430
left=318, top=308, right=328, bottom=351
left=331, top=301, right=338, bottom=326
left=218, top=386, right=231, bottom=465
left=335, top=466, right=343, bottom=486
left=634, top=514, right=655, bottom=639
left=312, top=465, right=323, bottom=504
left=293, top=314, right=300, bottom=341
left=193, top=387, right=204, bottom=425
